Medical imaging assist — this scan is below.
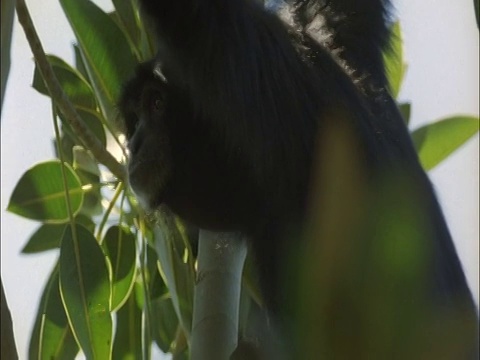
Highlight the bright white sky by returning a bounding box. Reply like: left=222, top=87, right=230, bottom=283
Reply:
left=1, top=1, right=479, bottom=359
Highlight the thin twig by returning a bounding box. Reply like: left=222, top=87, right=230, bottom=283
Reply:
left=15, top=0, right=126, bottom=181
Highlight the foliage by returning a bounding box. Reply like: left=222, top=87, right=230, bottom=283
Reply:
left=7, top=2, right=479, bottom=359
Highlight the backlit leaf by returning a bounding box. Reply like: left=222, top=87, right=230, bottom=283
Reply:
left=102, top=225, right=137, bottom=311
left=412, top=116, right=479, bottom=170
left=7, top=161, right=83, bottom=223
left=60, top=0, right=136, bottom=123
left=60, top=224, right=112, bottom=359
left=29, top=265, right=79, bottom=360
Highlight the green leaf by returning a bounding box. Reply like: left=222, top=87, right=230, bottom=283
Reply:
left=143, top=245, right=176, bottom=353
left=23, top=224, right=66, bottom=254
left=412, top=116, right=480, bottom=170
left=383, top=21, right=407, bottom=99
left=53, top=109, right=106, bottom=170
left=22, top=215, right=95, bottom=253
left=73, top=44, right=88, bottom=80
left=73, top=145, right=100, bottom=176
left=111, top=0, right=156, bottom=61
left=112, top=0, right=142, bottom=56
left=7, top=161, right=84, bottom=223
left=59, top=224, right=112, bottom=359
left=102, top=225, right=137, bottom=311
left=32, top=54, right=97, bottom=111
left=60, top=107, right=107, bottom=148
left=29, top=265, right=79, bottom=360
left=60, top=0, right=136, bottom=123
left=151, top=295, right=179, bottom=353
left=399, top=102, right=411, bottom=126
left=53, top=133, right=75, bottom=165
left=72, top=146, right=103, bottom=217
left=153, top=212, right=195, bottom=337
left=112, top=285, right=144, bottom=360
left=146, top=245, right=167, bottom=300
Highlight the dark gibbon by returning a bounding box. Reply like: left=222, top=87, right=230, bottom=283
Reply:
left=119, top=0, right=478, bottom=356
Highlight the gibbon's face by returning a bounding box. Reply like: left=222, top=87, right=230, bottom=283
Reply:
left=119, top=65, right=173, bottom=211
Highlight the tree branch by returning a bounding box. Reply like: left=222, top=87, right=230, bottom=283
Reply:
left=15, top=0, right=126, bottom=181
left=190, top=231, right=247, bottom=360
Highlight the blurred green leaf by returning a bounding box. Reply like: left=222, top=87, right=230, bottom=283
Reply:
left=294, top=122, right=447, bottom=358
left=60, top=224, right=112, bottom=359
left=7, top=161, right=84, bottom=223
left=29, top=265, right=79, bottom=360
left=102, top=225, right=137, bottom=311
left=383, top=21, right=407, bottom=99
left=60, top=0, right=136, bottom=123
left=412, top=115, right=480, bottom=170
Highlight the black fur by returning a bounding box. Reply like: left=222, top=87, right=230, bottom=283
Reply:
left=120, top=0, right=477, bottom=355
left=291, top=0, right=393, bottom=86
